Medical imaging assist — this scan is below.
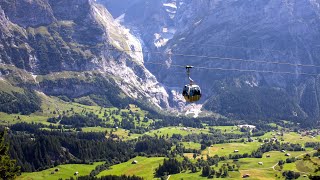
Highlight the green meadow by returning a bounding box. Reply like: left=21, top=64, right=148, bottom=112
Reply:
left=207, top=142, right=261, bottom=157
left=97, top=156, right=164, bottom=179
left=18, top=162, right=104, bottom=180
left=144, top=126, right=210, bottom=137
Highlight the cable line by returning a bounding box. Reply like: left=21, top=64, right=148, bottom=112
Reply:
left=172, top=40, right=287, bottom=55
left=144, top=61, right=318, bottom=76
left=11, top=38, right=320, bottom=69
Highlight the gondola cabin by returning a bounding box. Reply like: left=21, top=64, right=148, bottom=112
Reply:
left=182, top=65, right=201, bottom=103
left=183, top=84, right=201, bottom=102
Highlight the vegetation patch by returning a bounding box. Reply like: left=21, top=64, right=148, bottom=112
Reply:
left=97, top=156, right=164, bottom=180
left=18, top=162, right=104, bottom=180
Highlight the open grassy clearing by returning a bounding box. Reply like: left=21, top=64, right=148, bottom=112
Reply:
left=170, top=171, right=241, bottom=180
left=239, top=169, right=276, bottom=180
left=106, top=128, right=141, bottom=140
left=207, top=142, right=261, bottom=157
left=82, top=126, right=109, bottom=132
left=17, top=162, right=104, bottom=180
left=235, top=151, right=304, bottom=170
left=97, top=156, right=164, bottom=180
left=282, top=132, right=320, bottom=143
left=0, top=80, right=24, bottom=94
left=208, top=125, right=243, bottom=134
left=173, top=150, right=316, bottom=180
left=282, top=162, right=299, bottom=171
left=144, top=126, right=210, bottom=137
left=257, top=131, right=320, bottom=145
left=182, top=142, right=202, bottom=150
left=0, top=92, right=150, bottom=131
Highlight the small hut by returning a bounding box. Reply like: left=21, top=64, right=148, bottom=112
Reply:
left=234, top=150, right=239, bottom=153
left=132, top=160, right=138, bottom=164
left=258, top=162, right=263, bottom=165
left=242, top=174, right=250, bottom=178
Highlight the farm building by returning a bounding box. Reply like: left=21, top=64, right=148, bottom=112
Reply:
left=132, top=160, right=138, bottom=164
left=242, top=174, right=250, bottom=178
left=258, top=162, right=263, bottom=165
left=266, top=154, right=271, bottom=158
left=238, top=124, right=256, bottom=129
left=74, top=171, right=79, bottom=176
left=234, top=150, right=239, bottom=153
left=285, top=153, right=291, bottom=156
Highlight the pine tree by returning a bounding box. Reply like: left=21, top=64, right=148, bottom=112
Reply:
left=0, top=129, right=20, bottom=179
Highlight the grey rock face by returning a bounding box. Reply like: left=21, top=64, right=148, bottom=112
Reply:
left=0, top=0, right=169, bottom=109
left=0, top=0, right=56, bottom=27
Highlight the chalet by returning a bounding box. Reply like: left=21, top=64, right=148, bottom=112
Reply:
left=74, top=172, right=79, bottom=176
left=234, top=150, right=239, bottom=153
left=285, top=153, right=291, bottom=156
left=258, top=162, right=263, bottom=165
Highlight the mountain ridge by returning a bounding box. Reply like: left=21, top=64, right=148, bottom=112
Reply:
left=98, top=0, right=320, bottom=122
left=0, top=0, right=170, bottom=113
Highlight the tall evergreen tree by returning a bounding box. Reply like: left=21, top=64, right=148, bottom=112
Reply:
left=0, top=129, right=20, bottom=179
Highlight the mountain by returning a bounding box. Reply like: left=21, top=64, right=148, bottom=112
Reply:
left=0, top=0, right=169, bottom=113
left=98, top=0, right=320, bottom=123
left=1, top=0, right=320, bottom=124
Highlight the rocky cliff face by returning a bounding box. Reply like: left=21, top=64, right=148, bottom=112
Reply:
left=99, top=0, right=320, bottom=122
left=0, top=0, right=169, bottom=109
left=2, top=0, right=320, bottom=122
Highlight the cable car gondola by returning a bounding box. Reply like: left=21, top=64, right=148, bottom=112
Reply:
left=182, top=66, right=201, bottom=102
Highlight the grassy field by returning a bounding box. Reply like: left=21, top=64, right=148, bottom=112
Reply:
left=170, top=150, right=316, bottom=180
left=144, top=126, right=210, bottom=137
left=239, top=169, right=276, bottom=180
left=17, top=162, right=104, bottom=180
left=282, top=132, right=320, bottom=143
left=236, top=151, right=304, bottom=170
left=207, top=142, right=261, bottom=157
left=97, top=156, right=164, bottom=179
left=283, top=158, right=319, bottom=173
left=257, top=131, right=320, bottom=145
left=182, top=142, right=202, bottom=150
left=0, top=92, right=150, bottom=132
left=208, top=126, right=243, bottom=134
left=170, top=171, right=241, bottom=180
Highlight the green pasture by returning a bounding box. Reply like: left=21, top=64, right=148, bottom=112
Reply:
left=18, top=162, right=104, bottom=180
left=182, top=142, right=202, bottom=150
left=209, top=126, right=243, bottom=134
left=97, top=156, right=164, bottom=179
left=144, top=126, right=210, bottom=138
left=207, top=142, right=261, bottom=157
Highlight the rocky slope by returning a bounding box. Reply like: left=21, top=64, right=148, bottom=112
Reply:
left=99, top=0, right=320, bottom=122
left=0, top=0, right=169, bottom=111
